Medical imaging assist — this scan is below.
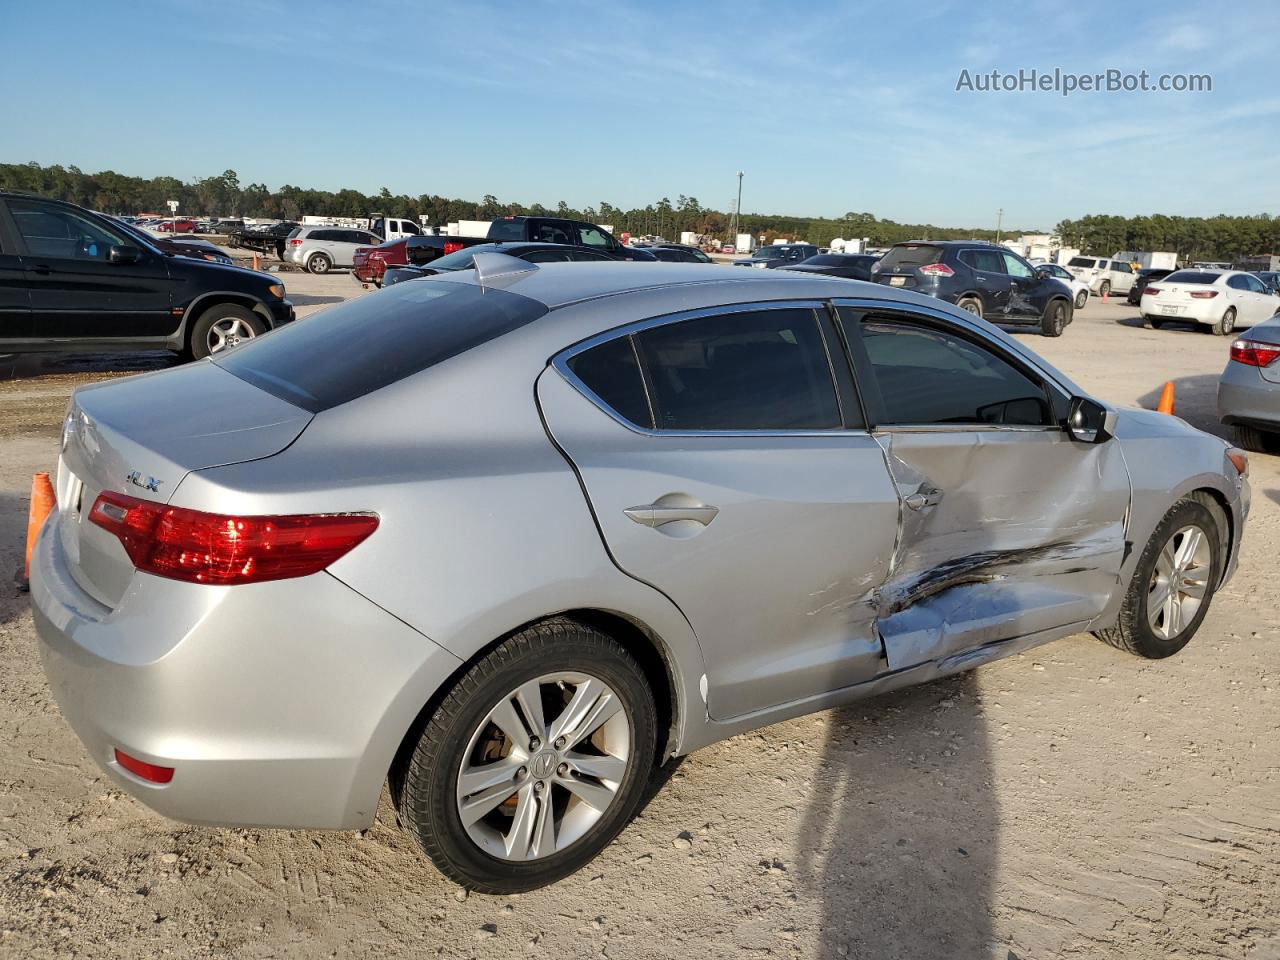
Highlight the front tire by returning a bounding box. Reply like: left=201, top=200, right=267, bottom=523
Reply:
left=1041, top=299, right=1067, bottom=337
left=186, top=304, right=265, bottom=361
left=1074, top=290, right=1088, bottom=310
left=307, top=252, right=332, bottom=274
left=395, top=618, right=657, bottom=893
left=1211, top=307, right=1236, bottom=336
left=1094, top=496, right=1223, bottom=659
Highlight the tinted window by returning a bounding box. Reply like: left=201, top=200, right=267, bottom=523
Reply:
left=878, top=245, right=943, bottom=270
left=567, top=249, right=614, bottom=262
left=1113, top=262, right=1132, bottom=273
left=531, top=222, right=572, bottom=244
left=309, top=229, right=335, bottom=242
left=859, top=317, right=1050, bottom=427
left=488, top=219, right=525, bottom=242
left=566, top=336, right=652, bottom=428
left=1067, top=257, right=1096, bottom=267
left=1165, top=271, right=1220, bottom=284
left=215, top=281, right=547, bottom=412
left=960, top=249, right=1004, bottom=273
left=634, top=309, right=840, bottom=431
left=1243, top=275, right=1266, bottom=293
left=1046, top=265, right=1072, bottom=280
left=522, top=248, right=572, bottom=263
left=9, top=199, right=127, bottom=261
left=1002, top=252, right=1032, bottom=278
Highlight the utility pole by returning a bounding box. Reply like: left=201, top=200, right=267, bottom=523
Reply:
left=730, top=171, right=744, bottom=247
left=996, top=208, right=1004, bottom=244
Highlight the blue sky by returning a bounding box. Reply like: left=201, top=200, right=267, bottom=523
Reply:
left=3, top=0, right=1278, bottom=229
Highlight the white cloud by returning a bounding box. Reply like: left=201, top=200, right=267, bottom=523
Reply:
left=1161, top=24, right=1210, bottom=51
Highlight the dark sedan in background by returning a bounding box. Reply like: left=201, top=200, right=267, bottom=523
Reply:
left=733, top=243, right=819, bottom=268
left=1128, top=267, right=1175, bottom=305
left=777, top=253, right=880, bottom=281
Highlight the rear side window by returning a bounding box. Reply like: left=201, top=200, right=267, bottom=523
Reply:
left=215, top=281, right=548, bottom=412
left=488, top=219, right=524, bottom=242
left=567, top=337, right=653, bottom=428
left=960, top=250, right=1004, bottom=273
left=878, top=245, right=942, bottom=270
left=1067, top=257, right=1096, bottom=267
left=635, top=309, right=840, bottom=431
left=857, top=316, right=1051, bottom=427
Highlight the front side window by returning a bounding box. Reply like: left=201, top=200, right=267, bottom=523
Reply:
left=1002, top=253, right=1033, bottom=278
left=858, top=316, right=1051, bottom=427
left=635, top=308, right=841, bottom=431
left=578, top=225, right=612, bottom=248
left=9, top=199, right=126, bottom=261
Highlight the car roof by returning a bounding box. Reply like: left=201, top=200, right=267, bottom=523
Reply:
left=420, top=260, right=944, bottom=310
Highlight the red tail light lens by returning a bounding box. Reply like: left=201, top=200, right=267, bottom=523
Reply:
left=443, top=241, right=464, bottom=254
left=1230, top=339, right=1280, bottom=367
left=1143, top=286, right=1160, bottom=296
left=89, top=492, right=378, bottom=585
left=114, top=748, right=174, bottom=784
left=288, top=238, right=302, bottom=246
left=919, top=263, right=955, bottom=277
left=1190, top=290, right=1218, bottom=299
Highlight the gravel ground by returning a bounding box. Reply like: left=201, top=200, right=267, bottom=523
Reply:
left=0, top=279, right=1277, bottom=960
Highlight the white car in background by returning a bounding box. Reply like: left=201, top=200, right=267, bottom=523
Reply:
left=1141, top=269, right=1280, bottom=335
left=1065, top=256, right=1136, bottom=298
left=1033, top=261, right=1090, bottom=310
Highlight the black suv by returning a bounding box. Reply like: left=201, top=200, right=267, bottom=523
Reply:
left=872, top=241, right=1074, bottom=336
left=0, top=192, right=294, bottom=360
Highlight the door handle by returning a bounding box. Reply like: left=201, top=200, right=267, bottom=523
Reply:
left=624, top=503, right=719, bottom=527
left=903, top=490, right=943, bottom=510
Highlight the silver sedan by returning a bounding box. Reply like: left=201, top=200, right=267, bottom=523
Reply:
left=31, top=257, right=1250, bottom=891
left=1218, top=314, right=1280, bottom=452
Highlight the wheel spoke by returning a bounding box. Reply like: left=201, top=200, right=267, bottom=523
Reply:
left=549, top=679, right=622, bottom=749
left=489, top=697, right=535, bottom=750
left=1175, top=529, right=1203, bottom=571
left=1148, top=580, right=1172, bottom=629
left=504, top=785, right=538, bottom=859
left=513, top=680, right=547, bottom=743
left=1179, top=575, right=1209, bottom=601
left=1157, top=540, right=1177, bottom=577
left=557, top=772, right=618, bottom=813
left=565, top=750, right=627, bottom=784
left=1164, top=589, right=1182, bottom=636
left=458, top=756, right=523, bottom=800
left=458, top=776, right=519, bottom=828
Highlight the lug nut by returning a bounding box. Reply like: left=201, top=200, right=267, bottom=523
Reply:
left=516, top=766, right=528, bottom=780
left=554, top=736, right=566, bottom=750
left=533, top=781, right=545, bottom=794
left=529, top=737, right=541, bottom=751
left=557, top=763, right=569, bottom=776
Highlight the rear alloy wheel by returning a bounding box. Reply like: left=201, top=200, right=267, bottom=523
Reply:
left=1041, top=299, right=1067, bottom=337
left=187, top=304, right=265, bottom=361
left=1211, top=307, right=1236, bottom=336
left=395, top=618, right=656, bottom=893
left=1074, top=290, right=1088, bottom=310
left=1094, top=496, right=1222, bottom=658
left=956, top=297, right=983, bottom=318
left=1099, top=280, right=1111, bottom=298
left=307, top=252, right=332, bottom=275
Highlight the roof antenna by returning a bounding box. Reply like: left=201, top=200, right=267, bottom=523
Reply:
left=472, top=252, right=539, bottom=288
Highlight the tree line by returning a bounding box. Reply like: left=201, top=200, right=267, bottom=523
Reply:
left=3, top=162, right=1275, bottom=260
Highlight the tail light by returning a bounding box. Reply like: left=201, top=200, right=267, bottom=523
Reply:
left=918, top=263, right=955, bottom=277
left=1190, top=290, right=1218, bottom=299
left=288, top=238, right=302, bottom=246
left=443, top=241, right=464, bottom=254
left=1143, top=286, right=1160, bottom=296
left=1230, top=339, right=1280, bottom=367
left=114, top=749, right=174, bottom=784
left=89, top=491, right=378, bottom=586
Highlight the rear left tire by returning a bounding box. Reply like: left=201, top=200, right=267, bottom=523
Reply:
left=395, top=618, right=657, bottom=893
left=1235, top=423, right=1280, bottom=453
left=1210, top=308, right=1237, bottom=336
left=956, top=297, right=983, bottom=318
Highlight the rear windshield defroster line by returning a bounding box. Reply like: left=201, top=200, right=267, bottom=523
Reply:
left=214, top=280, right=548, bottom=412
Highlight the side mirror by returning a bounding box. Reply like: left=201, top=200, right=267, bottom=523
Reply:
left=1067, top=396, right=1117, bottom=444
left=108, top=245, right=142, bottom=265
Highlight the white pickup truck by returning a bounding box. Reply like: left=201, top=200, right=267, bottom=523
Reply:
left=1065, top=256, right=1136, bottom=298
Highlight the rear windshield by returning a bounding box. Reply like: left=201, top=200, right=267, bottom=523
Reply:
left=427, top=243, right=506, bottom=271
left=1163, top=271, right=1220, bottom=284
left=804, top=255, right=850, bottom=266
left=1067, top=257, right=1096, bottom=267
left=488, top=219, right=525, bottom=242
left=215, top=281, right=547, bottom=412
left=878, top=245, right=943, bottom=270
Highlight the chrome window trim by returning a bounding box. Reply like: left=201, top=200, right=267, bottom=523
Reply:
left=552, top=299, right=867, bottom=439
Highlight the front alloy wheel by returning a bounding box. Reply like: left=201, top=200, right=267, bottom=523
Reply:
left=1146, top=525, right=1213, bottom=640
left=208, top=316, right=257, bottom=354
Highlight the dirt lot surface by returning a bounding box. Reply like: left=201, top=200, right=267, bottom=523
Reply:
left=1, top=277, right=1277, bottom=959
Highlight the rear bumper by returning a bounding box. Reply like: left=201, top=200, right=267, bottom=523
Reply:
left=352, top=261, right=386, bottom=283
left=1218, top=365, right=1280, bottom=428
left=30, top=511, right=460, bottom=830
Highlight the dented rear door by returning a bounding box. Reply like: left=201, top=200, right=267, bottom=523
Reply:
left=838, top=304, right=1130, bottom=671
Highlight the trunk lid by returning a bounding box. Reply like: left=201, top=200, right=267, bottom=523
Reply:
left=56, top=361, right=313, bottom=607
left=1145, top=280, right=1216, bottom=316
left=872, top=244, right=942, bottom=290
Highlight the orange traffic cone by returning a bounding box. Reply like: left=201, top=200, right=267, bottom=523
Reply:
left=252, top=253, right=261, bottom=270
left=1102, top=288, right=1109, bottom=303
left=1156, top=381, right=1175, bottom=415
left=23, top=472, right=56, bottom=583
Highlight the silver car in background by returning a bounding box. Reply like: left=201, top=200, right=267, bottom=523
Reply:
left=31, top=258, right=1250, bottom=892
left=285, top=224, right=381, bottom=274
left=1219, top=314, right=1280, bottom=452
